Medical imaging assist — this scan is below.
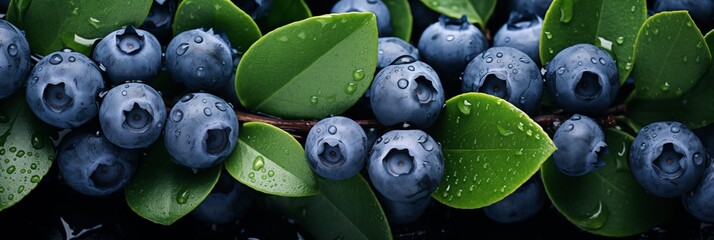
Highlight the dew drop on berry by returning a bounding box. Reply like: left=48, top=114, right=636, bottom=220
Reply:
left=176, top=43, right=189, bottom=56
left=7, top=44, right=17, bottom=56
left=397, top=79, right=409, bottom=89
left=171, top=110, right=183, bottom=122
left=49, top=54, right=63, bottom=65
left=328, top=125, right=337, bottom=135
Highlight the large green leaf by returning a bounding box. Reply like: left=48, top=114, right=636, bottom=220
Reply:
left=235, top=13, right=378, bottom=119
left=0, top=92, right=54, bottom=211
left=418, top=0, right=497, bottom=28
left=125, top=139, right=221, bottom=225
left=256, top=0, right=312, bottom=34
left=626, top=29, right=714, bottom=129
left=224, top=122, right=318, bottom=197
left=427, top=93, right=556, bottom=209
left=6, top=0, right=152, bottom=56
left=173, top=0, right=262, bottom=54
left=632, top=11, right=712, bottom=99
left=539, top=0, right=647, bottom=84
left=383, top=0, right=413, bottom=42
left=541, top=128, right=676, bottom=237
left=264, top=175, right=392, bottom=240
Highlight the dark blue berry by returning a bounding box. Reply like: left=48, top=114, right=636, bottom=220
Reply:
left=141, top=0, right=177, bottom=44
left=0, top=19, right=31, bottom=99
left=331, top=0, right=392, bottom=37
left=493, top=11, right=543, bottom=66
left=377, top=37, right=419, bottom=71
left=378, top=193, right=432, bottom=225
left=552, top=114, right=607, bottom=176
left=305, top=116, right=368, bottom=180
left=99, top=82, right=166, bottom=149
left=484, top=177, right=545, bottom=223
left=92, top=26, right=163, bottom=85
left=191, top=170, right=256, bottom=224
left=165, top=28, right=233, bottom=91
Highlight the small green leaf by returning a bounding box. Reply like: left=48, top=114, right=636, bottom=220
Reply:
left=539, top=0, right=647, bottom=84
left=224, top=122, right=318, bottom=197
left=264, top=175, right=392, bottom=240
left=541, top=128, right=676, bottom=237
left=173, top=0, right=262, bottom=54
left=632, top=11, right=712, bottom=100
left=384, top=0, right=413, bottom=42
left=0, top=92, right=54, bottom=211
left=236, top=13, right=377, bottom=119
left=256, top=0, right=312, bottom=34
left=418, top=0, right=496, bottom=28
left=6, top=0, right=152, bottom=56
left=427, top=93, right=556, bottom=209
left=125, top=139, right=221, bottom=225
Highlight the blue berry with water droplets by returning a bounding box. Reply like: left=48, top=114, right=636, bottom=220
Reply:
left=331, top=0, right=392, bottom=37
left=484, top=176, right=545, bottom=223
left=191, top=170, right=256, bottom=224
left=305, top=116, right=368, bottom=180
left=0, top=19, right=31, bottom=99
left=92, top=26, right=162, bottom=85
left=552, top=114, right=608, bottom=176
left=493, top=11, right=543, bottom=66
left=99, top=82, right=166, bottom=149
left=166, top=28, right=233, bottom=91
left=377, top=37, right=419, bottom=71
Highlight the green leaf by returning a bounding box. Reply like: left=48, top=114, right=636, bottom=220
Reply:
left=632, top=11, right=712, bottom=100
left=418, top=0, right=496, bottom=28
left=0, top=92, right=54, bottom=211
left=383, top=0, right=413, bottom=42
left=256, top=0, right=312, bottom=34
left=539, top=0, right=647, bottom=84
left=427, top=93, right=556, bottom=209
left=6, top=0, right=152, bottom=56
left=173, top=0, right=262, bottom=54
left=264, top=175, right=392, bottom=240
left=224, top=122, right=318, bottom=197
left=541, top=128, right=676, bottom=237
left=235, top=13, right=378, bottom=119
left=125, top=139, right=221, bottom=225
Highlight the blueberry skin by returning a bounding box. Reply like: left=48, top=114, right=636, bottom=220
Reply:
left=552, top=114, right=607, bottom=176
left=368, top=129, right=444, bottom=202
left=368, top=56, right=445, bottom=129
left=493, top=11, right=543, bottom=66
left=331, top=0, right=392, bottom=37
left=141, top=0, right=177, bottom=44
left=26, top=51, right=105, bottom=129
left=164, top=93, right=239, bottom=169
left=0, top=19, right=31, bottom=99
left=377, top=37, right=419, bottom=71
left=57, top=126, right=139, bottom=197
left=165, top=28, right=233, bottom=91
left=462, top=47, right=543, bottom=115
left=191, top=171, right=256, bottom=224
left=484, top=177, right=545, bottom=223
left=508, top=0, right=553, bottom=18
left=235, top=0, right=274, bottom=20
left=683, top=164, right=714, bottom=222
left=418, top=15, right=488, bottom=83
left=545, top=43, right=619, bottom=114
left=99, top=82, right=166, bottom=149
left=92, top=26, right=163, bottom=85
left=378, top=193, right=432, bottom=225
left=630, top=121, right=708, bottom=198
left=305, top=116, right=368, bottom=180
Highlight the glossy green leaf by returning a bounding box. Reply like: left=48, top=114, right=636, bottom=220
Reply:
left=418, top=0, right=496, bottom=28
left=235, top=13, right=377, bottom=119
left=256, top=0, right=312, bottom=34
left=264, top=175, right=392, bottom=240
left=539, top=0, right=647, bottom=84
left=427, top=93, right=556, bottom=209
left=632, top=11, right=712, bottom=99
left=125, top=139, right=221, bottom=225
left=224, top=122, right=318, bottom=197
left=384, top=0, right=413, bottom=42
left=0, top=92, right=54, bottom=211
left=173, top=0, right=262, bottom=54
left=541, top=128, right=676, bottom=237
left=6, top=0, right=152, bottom=56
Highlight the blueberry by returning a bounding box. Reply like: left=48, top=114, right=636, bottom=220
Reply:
left=92, top=26, right=163, bottom=85
left=141, top=0, right=177, bottom=44
left=461, top=46, right=543, bottom=114
left=164, top=93, right=239, bottom=169
left=0, top=19, right=31, bottom=99
left=551, top=114, right=607, bottom=176
left=191, top=170, right=256, bottom=224
left=378, top=193, right=432, bottom=225
left=99, top=82, right=166, bottom=149
left=368, top=56, right=445, bottom=129
left=545, top=43, right=619, bottom=114
left=234, top=0, right=274, bottom=20
left=165, top=28, right=233, bottom=91
left=377, top=37, right=419, bottom=72
left=418, top=15, right=488, bottom=84
left=483, top=177, right=545, bottom=223
left=652, top=0, right=713, bottom=30
left=493, top=11, right=543, bottom=66
left=331, top=0, right=392, bottom=37
left=305, top=116, right=368, bottom=180
left=367, top=129, right=444, bottom=202
left=630, top=121, right=708, bottom=198
left=56, top=126, right=140, bottom=197
left=25, top=51, right=105, bottom=129
left=683, top=165, right=714, bottom=222
left=508, top=0, right=553, bottom=18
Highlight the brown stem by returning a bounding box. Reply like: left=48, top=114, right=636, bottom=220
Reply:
left=234, top=109, right=382, bottom=132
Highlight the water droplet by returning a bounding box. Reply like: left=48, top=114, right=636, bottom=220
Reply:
left=652, top=28, right=659, bottom=35
left=17, top=186, right=24, bottom=194
left=545, top=31, right=553, bottom=39
left=268, top=170, right=275, bottom=177
left=446, top=35, right=455, bottom=42
left=640, top=142, right=647, bottom=150
left=215, top=102, right=227, bottom=111
left=397, top=79, right=409, bottom=89
left=171, top=110, right=183, bottom=122
left=121, top=90, right=128, bottom=96
left=660, top=82, right=670, bottom=91
left=310, top=96, right=319, bottom=104
left=590, top=57, right=598, bottom=64
left=30, top=175, right=40, bottom=183
left=557, top=67, right=566, bottom=75
left=345, top=82, right=357, bottom=94
left=630, top=5, right=636, bottom=12
left=496, top=52, right=503, bottom=58
left=599, top=58, right=606, bottom=64
left=252, top=156, right=265, bottom=171
left=31, top=134, right=44, bottom=149
left=68, top=56, right=76, bottom=62
left=378, top=49, right=384, bottom=55
left=6, top=165, right=15, bottom=174
left=352, top=69, right=365, bottom=81
left=576, top=201, right=609, bottom=230
left=15, top=150, right=24, bottom=158
left=407, top=66, right=415, bottom=71
left=203, top=107, right=212, bottom=116
left=194, top=36, right=203, bottom=43
left=176, top=43, right=189, bottom=55
left=248, top=172, right=255, bottom=179
left=485, top=57, right=493, bottom=63
left=693, top=152, right=705, bottom=165
left=458, top=99, right=472, bottom=115
left=9, top=147, right=16, bottom=153
left=176, top=190, right=190, bottom=204
left=49, top=54, right=63, bottom=65
left=616, top=37, right=625, bottom=45
left=497, top=126, right=514, bottom=136
left=328, top=125, right=337, bottom=135
left=196, top=67, right=205, bottom=77
left=505, top=37, right=510, bottom=43
left=548, top=48, right=554, bottom=54
left=7, top=44, right=17, bottom=56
